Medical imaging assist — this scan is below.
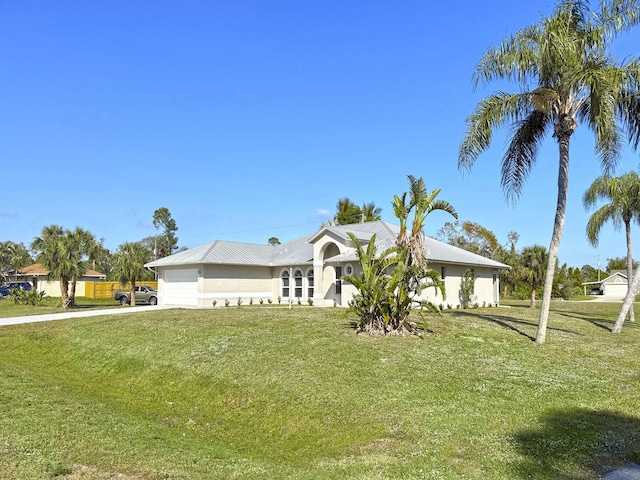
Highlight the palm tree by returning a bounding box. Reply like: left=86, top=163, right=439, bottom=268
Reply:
left=345, top=176, right=456, bottom=334
left=458, top=0, right=640, bottom=344
left=361, top=202, right=382, bottom=222
left=394, top=175, right=457, bottom=271
left=67, top=227, right=98, bottom=306
left=333, top=198, right=362, bottom=225
left=31, top=225, right=84, bottom=309
left=521, top=245, right=549, bottom=308
left=111, top=242, right=153, bottom=306
left=0, top=241, right=32, bottom=280
left=583, top=172, right=640, bottom=324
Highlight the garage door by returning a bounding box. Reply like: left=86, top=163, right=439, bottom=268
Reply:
left=164, top=269, right=198, bottom=306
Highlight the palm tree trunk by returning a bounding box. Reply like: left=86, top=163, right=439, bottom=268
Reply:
left=60, top=277, right=71, bottom=309
left=70, top=278, right=77, bottom=307
left=536, top=134, right=570, bottom=344
left=625, top=220, right=635, bottom=322
left=614, top=266, right=640, bottom=333
left=530, top=286, right=536, bottom=308
left=131, top=281, right=136, bottom=306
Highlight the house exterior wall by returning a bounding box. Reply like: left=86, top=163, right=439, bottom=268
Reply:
left=37, top=280, right=90, bottom=297
left=201, top=264, right=274, bottom=305
left=339, top=263, right=500, bottom=308
left=428, top=264, right=499, bottom=308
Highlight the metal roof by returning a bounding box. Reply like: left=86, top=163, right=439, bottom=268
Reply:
left=146, top=221, right=509, bottom=269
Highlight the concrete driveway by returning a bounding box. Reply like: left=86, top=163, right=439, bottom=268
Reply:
left=0, top=305, right=165, bottom=327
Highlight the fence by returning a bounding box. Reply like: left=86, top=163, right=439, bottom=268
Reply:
left=84, top=281, right=159, bottom=298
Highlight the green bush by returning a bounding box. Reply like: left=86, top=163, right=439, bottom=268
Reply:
left=9, top=288, right=47, bottom=306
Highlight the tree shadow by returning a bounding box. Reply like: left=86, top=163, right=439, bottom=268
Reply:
left=511, top=408, right=640, bottom=479
left=557, top=312, right=614, bottom=332
left=451, top=311, right=580, bottom=342
left=557, top=311, right=640, bottom=333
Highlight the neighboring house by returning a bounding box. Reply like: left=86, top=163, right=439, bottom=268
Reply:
left=15, top=263, right=106, bottom=297
left=582, top=270, right=629, bottom=297
left=146, top=221, right=509, bottom=308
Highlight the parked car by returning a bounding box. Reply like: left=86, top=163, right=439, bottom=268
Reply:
left=589, top=288, right=603, bottom=295
left=0, top=281, right=32, bottom=297
left=114, top=285, right=158, bottom=305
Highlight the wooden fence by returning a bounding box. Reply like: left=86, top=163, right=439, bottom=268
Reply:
left=84, top=281, right=159, bottom=298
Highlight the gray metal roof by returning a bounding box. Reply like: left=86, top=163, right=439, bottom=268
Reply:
left=146, top=221, right=509, bottom=269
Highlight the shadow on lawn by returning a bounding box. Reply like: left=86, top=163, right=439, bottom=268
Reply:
left=511, top=408, right=640, bottom=479
left=557, top=310, right=640, bottom=333
left=557, top=311, right=614, bottom=332
left=451, top=311, right=579, bottom=342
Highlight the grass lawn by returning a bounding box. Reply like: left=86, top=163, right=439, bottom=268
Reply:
left=0, top=296, right=121, bottom=319
left=0, top=301, right=638, bottom=479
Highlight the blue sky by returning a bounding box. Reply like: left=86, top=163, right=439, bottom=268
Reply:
left=2, top=0, right=640, bottom=269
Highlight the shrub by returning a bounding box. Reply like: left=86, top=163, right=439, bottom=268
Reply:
left=237, top=297, right=243, bottom=307
left=259, top=298, right=264, bottom=305
left=9, top=288, right=46, bottom=306
left=308, top=299, right=313, bottom=306
left=212, top=300, right=217, bottom=308
left=268, top=298, right=273, bottom=304
left=249, top=298, right=253, bottom=306
left=225, top=299, right=230, bottom=307
left=277, top=296, right=281, bottom=304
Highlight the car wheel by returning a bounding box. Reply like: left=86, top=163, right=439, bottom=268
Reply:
left=120, top=297, right=129, bottom=305
left=150, top=296, right=157, bottom=306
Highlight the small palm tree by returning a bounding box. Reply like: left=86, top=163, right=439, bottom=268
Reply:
left=584, top=172, right=640, bottom=324
left=458, top=0, right=640, bottom=343
left=111, top=242, right=153, bottom=306
left=521, top=245, right=549, bottom=308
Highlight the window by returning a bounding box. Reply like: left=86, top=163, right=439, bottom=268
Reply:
left=307, top=269, right=314, bottom=298
left=294, top=269, right=303, bottom=298
left=345, top=264, right=353, bottom=276
left=335, top=266, right=342, bottom=294
left=281, top=270, right=290, bottom=298
left=441, top=266, right=446, bottom=279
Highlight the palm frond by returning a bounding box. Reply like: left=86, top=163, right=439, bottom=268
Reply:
left=459, top=92, right=536, bottom=172
left=502, top=110, right=551, bottom=201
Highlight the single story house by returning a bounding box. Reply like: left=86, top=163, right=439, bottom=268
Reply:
left=15, top=263, right=106, bottom=297
left=582, top=270, right=629, bottom=297
left=146, top=221, right=509, bottom=308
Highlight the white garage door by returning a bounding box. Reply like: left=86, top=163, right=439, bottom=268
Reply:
left=164, top=269, right=198, bottom=306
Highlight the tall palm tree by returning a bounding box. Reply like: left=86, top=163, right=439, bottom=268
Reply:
left=583, top=172, right=640, bottom=323
left=521, top=245, right=549, bottom=308
left=111, top=242, right=153, bottom=306
left=458, top=0, right=640, bottom=344
left=31, top=225, right=84, bottom=309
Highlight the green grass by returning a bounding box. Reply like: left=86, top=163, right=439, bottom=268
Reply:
left=0, top=296, right=120, bottom=318
left=0, top=303, right=639, bottom=479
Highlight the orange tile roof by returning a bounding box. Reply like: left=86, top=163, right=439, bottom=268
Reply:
left=20, top=263, right=105, bottom=277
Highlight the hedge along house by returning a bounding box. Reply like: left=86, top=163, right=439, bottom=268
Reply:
left=145, top=221, right=509, bottom=308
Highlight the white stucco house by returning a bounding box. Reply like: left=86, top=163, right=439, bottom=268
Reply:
left=582, top=270, right=629, bottom=297
left=145, top=221, right=509, bottom=308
